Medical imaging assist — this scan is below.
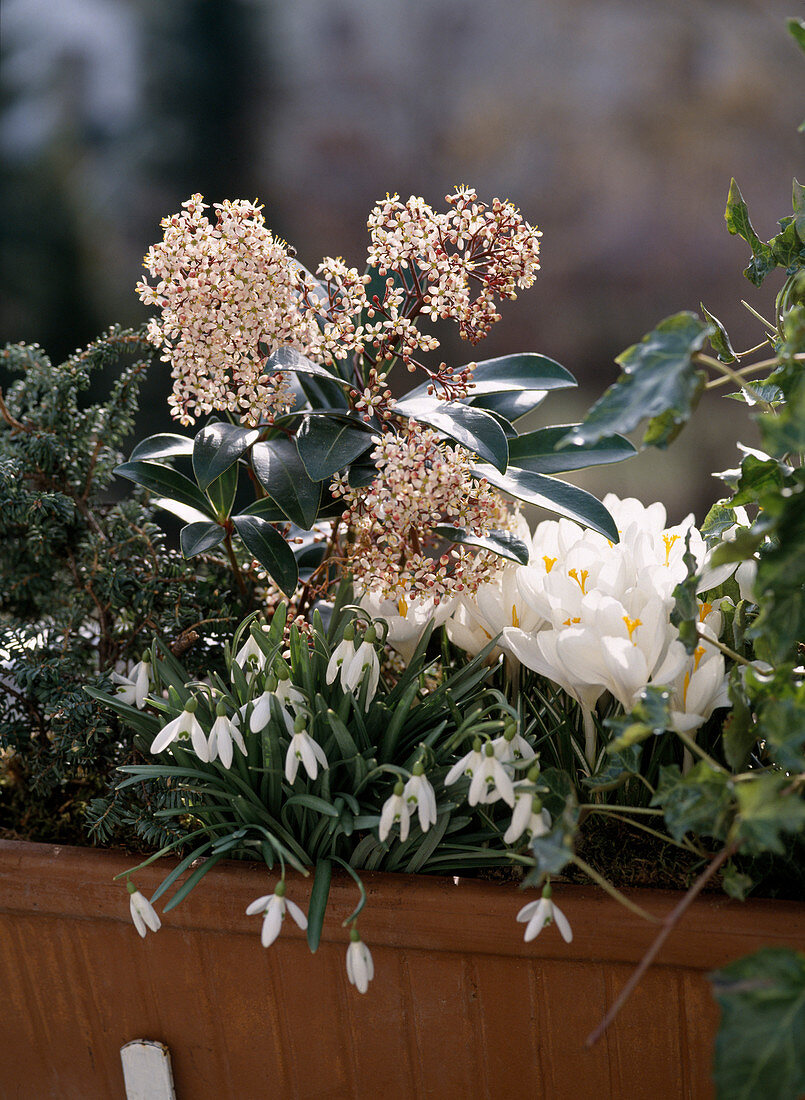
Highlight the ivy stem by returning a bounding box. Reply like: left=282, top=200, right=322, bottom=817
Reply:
left=694, top=353, right=775, bottom=412
left=696, top=627, right=754, bottom=669
left=585, top=841, right=739, bottom=1048
left=673, top=726, right=727, bottom=774
left=570, top=856, right=662, bottom=923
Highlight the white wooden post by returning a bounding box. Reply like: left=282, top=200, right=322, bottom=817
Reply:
left=120, top=1040, right=177, bottom=1100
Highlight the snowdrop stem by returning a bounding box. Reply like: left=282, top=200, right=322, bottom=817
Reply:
left=682, top=747, right=694, bottom=775
left=112, top=826, right=211, bottom=880
left=582, top=709, right=597, bottom=771
left=571, top=856, right=660, bottom=924
left=330, top=855, right=367, bottom=925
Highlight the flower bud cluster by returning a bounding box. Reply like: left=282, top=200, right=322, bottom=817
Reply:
left=332, top=423, right=506, bottom=602
left=137, top=195, right=320, bottom=425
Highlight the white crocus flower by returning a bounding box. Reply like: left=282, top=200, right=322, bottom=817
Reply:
left=378, top=780, right=411, bottom=842
left=504, top=790, right=552, bottom=845
left=207, top=704, right=246, bottom=768
left=403, top=765, right=437, bottom=833
left=246, top=881, right=307, bottom=948
left=346, top=928, right=374, bottom=993
left=150, top=700, right=208, bottom=759
left=735, top=558, right=758, bottom=603
left=127, top=882, right=161, bottom=938
left=517, top=885, right=573, bottom=943
left=112, top=657, right=152, bottom=709
left=444, top=739, right=486, bottom=788
left=284, top=721, right=329, bottom=784
left=469, top=743, right=516, bottom=807
left=358, top=587, right=452, bottom=662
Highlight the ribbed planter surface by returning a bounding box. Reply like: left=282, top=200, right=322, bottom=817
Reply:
left=2, top=840, right=803, bottom=1099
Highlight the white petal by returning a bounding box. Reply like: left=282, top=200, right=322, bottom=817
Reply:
left=285, top=740, right=300, bottom=784
left=285, top=898, right=308, bottom=931
left=150, top=714, right=181, bottom=755
left=129, top=895, right=147, bottom=937
left=261, top=899, right=284, bottom=947
left=552, top=903, right=573, bottom=943
left=246, top=894, right=272, bottom=916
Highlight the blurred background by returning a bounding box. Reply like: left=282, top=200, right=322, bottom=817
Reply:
left=1, top=0, right=802, bottom=522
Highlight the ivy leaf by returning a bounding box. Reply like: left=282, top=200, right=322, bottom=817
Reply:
left=472, top=464, right=618, bottom=542
left=251, top=438, right=321, bottom=529
left=723, top=673, right=758, bottom=772
left=701, top=501, right=739, bottom=543
left=651, top=763, right=733, bottom=843
left=725, top=179, right=777, bottom=286
left=431, top=524, right=530, bottom=565
left=395, top=397, right=509, bottom=472
left=720, top=863, right=754, bottom=901
left=701, top=303, right=737, bottom=364
left=114, top=460, right=214, bottom=517
left=192, top=422, right=259, bottom=491
left=735, top=772, right=805, bottom=856
left=179, top=521, right=226, bottom=557
left=295, top=416, right=374, bottom=482
left=231, top=514, right=299, bottom=596
left=584, top=745, right=643, bottom=792
left=751, top=477, right=805, bottom=661
left=605, top=685, right=673, bottom=751
left=670, top=535, right=703, bottom=654
left=508, top=425, right=636, bottom=474
left=564, top=313, right=710, bottom=449
left=759, top=691, right=805, bottom=772
left=710, top=947, right=805, bottom=1100
left=524, top=768, right=578, bottom=884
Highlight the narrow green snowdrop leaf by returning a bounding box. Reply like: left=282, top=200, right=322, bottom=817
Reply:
left=130, top=433, right=194, bottom=461
left=563, top=312, right=710, bottom=449
left=306, top=858, right=333, bottom=953
left=115, top=460, right=214, bottom=517
left=472, top=464, right=618, bottom=542
left=252, top=438, right=321, bottom=529
left=432, top=524, right=530, bottom=565
left=232, top=514, right=299, bottom=596
left=192, top=422, right=259, bottom=491
left=180, top=521, right=226, bottom=557
left=508, top=425, right=636, bottom=474
left=296, top=416, right=374, bottom=481
left=710, top=947, right=805, bottom=1100
left=395, top=397, right=509, bottom=471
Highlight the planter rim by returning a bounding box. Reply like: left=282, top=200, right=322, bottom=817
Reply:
left=3, top=839, right=804, bottom=968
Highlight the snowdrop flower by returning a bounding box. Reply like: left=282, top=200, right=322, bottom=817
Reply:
left=504, top=791, right=552, bottom=846
left=207, top=702, right=247, bottom=768
left=246, top=880, right=307, bottom=948
left=150, top=698, right=209, bottom=760
left=469, top=742, right=516, bottom=807
left=517, top=884, right=573, bottom=943
left=250, top=670, right=307, bottom=735
left=341, top=627, right=381, bottom=709
left=379, top=780, right=411, bottom=842
left=444, top=738, right=486, bottom=788
left=491, top=721, right=536, bottom=765
left=403, top=763, right=437, bottom=833
left=127, top=882, right=161, bottom=938
left=326, top=625, right=356, bottom=686
left=232, top=630, right=268, bottom=680
left=112, top=657, right=152, bottom=709
left=346, top=927, right=374, bottom=993
left=284, top=716, right=328, bottom=784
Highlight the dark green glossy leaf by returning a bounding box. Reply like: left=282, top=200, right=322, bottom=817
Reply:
left=237, top=498, right=287, bottom=522
left=472, top=463, right=618, bottom=542
left=205, top=461, right=239, bottom=520
left=114, top=460, right=213, bottom=517
left=469, top=389, right=550, bottom=422
left=405, top=353, right=576, bottom=403
left=296, top=416, right=374, bottom=481
left=130, top=433, right=194, bottom=461
left=564, top=312, right=710, bottom=449
left=192, top=422, right=259, bottom=490
left=710, top=947, right=805, bottom=1100
left=252, top=438, right=321, bottom=529
left=396, top=398, right=509, bottom=471
left=180, top=521, right=226, bottom=557
left=232, top=514, right=299, bottom=596
left=261, top=345, right=351, bottom=387
left=508, top=425, right=636, bottom=474
left=432, top=524, right=529, bottom=565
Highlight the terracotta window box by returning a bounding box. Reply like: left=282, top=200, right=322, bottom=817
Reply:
left=2, top=839, right=803, bottom=1099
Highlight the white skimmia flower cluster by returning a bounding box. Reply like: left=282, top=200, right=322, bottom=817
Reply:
left=446, top=495, right=736, bottom=765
